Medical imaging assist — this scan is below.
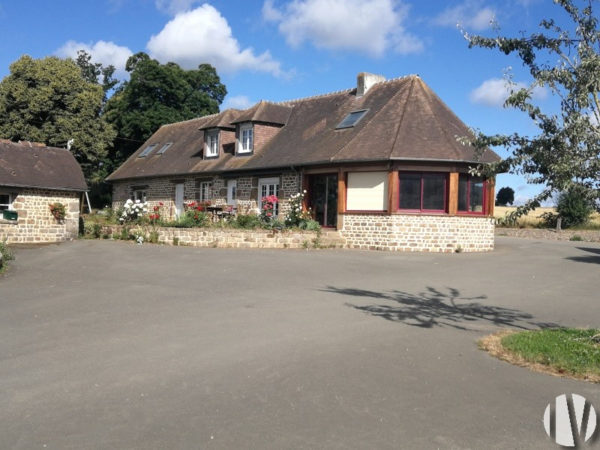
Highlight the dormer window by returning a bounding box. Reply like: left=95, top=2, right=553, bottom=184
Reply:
left=205, top=130, right=219, bottom=158
left=336, top=109, right=368, bottom=129
left=139, top=143, right=157, bottom=157
left=237, top=123, right=253, bottom=155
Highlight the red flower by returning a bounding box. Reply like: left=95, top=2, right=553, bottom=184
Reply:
left=159, top=202, right=164, bottom=206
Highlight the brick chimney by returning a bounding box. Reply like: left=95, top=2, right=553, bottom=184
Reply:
left=356, top=72, right=386, bottom=96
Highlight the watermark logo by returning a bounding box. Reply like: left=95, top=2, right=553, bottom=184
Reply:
left=543, top=394, right=597, bottom=447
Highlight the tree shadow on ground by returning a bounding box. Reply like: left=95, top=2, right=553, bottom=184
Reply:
left=322, top=286, right=558, bottom=331
left=566, top=247, right=600, bottom=265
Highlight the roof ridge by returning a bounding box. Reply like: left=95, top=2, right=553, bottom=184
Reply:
left=160, top=113, right=222, bottom=128
left=274, top=88, right=354, bottom=105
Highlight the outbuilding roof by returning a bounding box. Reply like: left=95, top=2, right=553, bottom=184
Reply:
left=107, top=75, right=500, bottom=182
left=0, top=140, right=87, bottom=192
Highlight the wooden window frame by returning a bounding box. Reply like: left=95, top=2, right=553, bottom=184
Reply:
left=398, top=172, right=448, bottom=214
left=457, top=174, right=488, bottom=216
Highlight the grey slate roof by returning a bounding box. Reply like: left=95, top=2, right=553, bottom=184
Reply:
left=107, top=75, right=500, bottom=182
left=0, top=140, right=87, bottom=191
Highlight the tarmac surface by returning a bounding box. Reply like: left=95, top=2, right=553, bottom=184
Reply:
left=1, top=237, right=599, bottom=449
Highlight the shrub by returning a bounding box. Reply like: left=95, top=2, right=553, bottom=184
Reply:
left=119, top=199, right=148, bottom=223
left=233, top=214, right=262, bottom=229
left=556, top=186, right=595, bottom=228
left=0, top=237, right=14, bottom=267
left=285, top=191, right=317, bottom=230
left=300, top=219, right=320, bottom=231
left=148, top=230, right=159, bottom=244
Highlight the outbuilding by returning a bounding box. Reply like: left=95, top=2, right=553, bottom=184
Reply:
left=0, top=139, right=87, bottom=243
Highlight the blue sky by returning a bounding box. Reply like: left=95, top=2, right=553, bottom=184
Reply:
left=0, top=0, right=574, bottom=204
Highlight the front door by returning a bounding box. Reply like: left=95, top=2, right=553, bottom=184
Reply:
left=227, top=180, right=237, bottom=206
left=309, top=174, right=338, bottom=227
left=175, top=183, right=184, bottom=218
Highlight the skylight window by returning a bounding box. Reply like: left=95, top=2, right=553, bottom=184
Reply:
left=157, top=142, right=173, bottom=155
left=139, top=144, right=158, bottom=157
left=336, top=109, right=368, bottom=129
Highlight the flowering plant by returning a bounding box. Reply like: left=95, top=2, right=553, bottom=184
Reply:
left=120, top=199, right=148, bottom=223
left=182, top=200, right=210, bottom=226
left=49, top=202, right=66, bottom=221
left=148, top=202, right=164, bottom=224
left=284, top=191, right=313, bottom=227
left=260, top=195, right=278, bottom=222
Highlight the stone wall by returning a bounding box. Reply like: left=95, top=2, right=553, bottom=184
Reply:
left=101, top=225, right=319, bottom=249
left=0, top=188, right=80, bottom=244
left=112, top=172, right=303, bottom=220
left=340, top=213, right=495, bottom=252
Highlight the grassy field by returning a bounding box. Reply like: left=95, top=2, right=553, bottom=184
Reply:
left=494, top=206, right=600, bottom=228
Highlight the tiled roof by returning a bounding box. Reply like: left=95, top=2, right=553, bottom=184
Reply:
left=107, top=75, right=500, bottom=182
left=0, top=140, right=87, bottom=191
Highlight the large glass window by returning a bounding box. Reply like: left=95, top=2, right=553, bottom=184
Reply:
left=399, top=172, right=447, bottom=212
left=458, top=174, right=485, bottom=214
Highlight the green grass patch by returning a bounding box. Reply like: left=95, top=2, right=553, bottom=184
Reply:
left=501, top=328, right=600, bottom=379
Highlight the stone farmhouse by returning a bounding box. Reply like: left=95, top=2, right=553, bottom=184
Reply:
left=0, top=140, right=86, bottom=243
left=107, top=73, right=500, bottom=252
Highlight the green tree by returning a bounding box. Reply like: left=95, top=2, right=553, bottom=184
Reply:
left=464, top=0, right=600, bottom=221
left=495, top=186, right=515, bottom=206
left=75, top=50, right=119, bottom=100
left=0, top=55, right=116, bottom=184
left=556, top=185, right=595, bottom=227
left=104, top=52, right=227, bottom=165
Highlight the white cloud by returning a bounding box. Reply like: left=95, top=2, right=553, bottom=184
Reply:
left=222, top=95, right=253, bottom=110
left=263, top=0, right=423, bottom=57
left=147, top=4, right=284, bottom=76
left=55, top=40, right=133, bottom=79
left=432, top=1, right=495, bottom=31
left=155, top=0, right=202, bottom=15
left=469, top=78, right=547, bottom=107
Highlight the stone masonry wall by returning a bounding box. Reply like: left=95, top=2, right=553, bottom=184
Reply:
left=0, top=189, right=80, bottom=244
left=112, top=172, right=302, bottom=220
left=101, top=224, right=319, bottom=249
left=340, top=214, right=495, bottom=252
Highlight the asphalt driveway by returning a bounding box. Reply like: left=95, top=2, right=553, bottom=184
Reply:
left=1, top=237, right=599, bottom=449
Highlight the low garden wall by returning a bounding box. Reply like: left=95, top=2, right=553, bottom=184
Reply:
left=99, top=225, right=321, bottom=249
left=339, top=213, right=495, bottom=252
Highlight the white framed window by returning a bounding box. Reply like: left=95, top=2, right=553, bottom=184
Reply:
left=346, top=172, right=388, bottom=211
left=131, top=190, right=147, bottom=203
left=0, top=192, right=14, bottom=211
left=258, top=177, right=279, bottom=216
left=205, top=130, right=219, bottom=158
left=199, top=181, right=211, bottom=202
left=237, top=123, right=253, bottom=154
